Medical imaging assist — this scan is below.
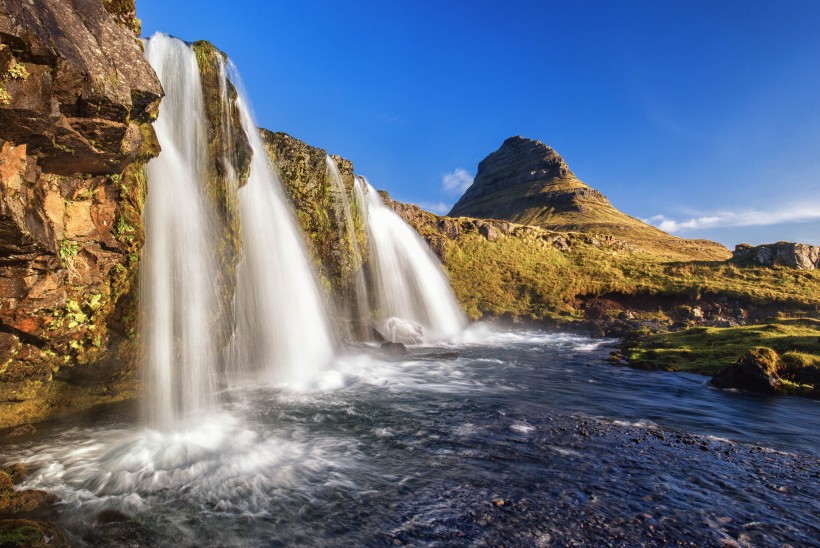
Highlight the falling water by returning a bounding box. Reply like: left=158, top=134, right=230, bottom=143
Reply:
left=141, top=34, right=223, bottom=427
left=354, top=177, right=466, bottom=342
left=325, top=155, right=370, bottom=340
left=230, top=69, right=335, bottom=387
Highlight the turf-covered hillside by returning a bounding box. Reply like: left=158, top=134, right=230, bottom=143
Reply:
left=390, top=198, right=820, bottom=323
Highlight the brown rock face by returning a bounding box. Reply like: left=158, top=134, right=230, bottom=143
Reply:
left=191, top=40, right=253, bottom=349
left=448, top=136, right=730, bottom=261
left=0, top=0, right=162, bottom=427
left=0, top=0, right=162, bottom=174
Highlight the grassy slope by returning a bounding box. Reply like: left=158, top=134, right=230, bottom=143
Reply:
left=622, top=318, right=820, bottom=374
left=400, top=209, right=820, bottom=322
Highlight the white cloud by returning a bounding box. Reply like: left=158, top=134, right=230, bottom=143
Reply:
left=646, top=203, right=820, bottom=232
left=441, top=168, right=474, bottom=194
left=418, top=201, right=450, bottom=215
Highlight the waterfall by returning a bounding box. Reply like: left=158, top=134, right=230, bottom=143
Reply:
left=141, top=34, right=224, bottom=427
left=325, top=156, right=370, bottom=340
left=229, top=68, right=335, bottom=387
left=142, top=33, right=336, bottom=427
left=353, top=177, right=466, bottom=343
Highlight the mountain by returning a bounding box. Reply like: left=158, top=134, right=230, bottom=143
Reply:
left=449, top=136, right=730, bottom=261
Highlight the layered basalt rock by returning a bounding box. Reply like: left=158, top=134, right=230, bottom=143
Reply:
left=449, top=136, right=730, bottom=261
left=0, top=0, right=162, bottom=427
left=449, top=135, right=586, bottom=220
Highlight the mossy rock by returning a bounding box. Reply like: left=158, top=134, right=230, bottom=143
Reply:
left=1, top=466, right=26, bottom=486
left=0, top=488, right=58, bottom=515
left=0, top=519, right=64, bottom=547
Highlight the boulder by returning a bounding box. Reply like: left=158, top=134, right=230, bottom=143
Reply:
left=0, top=519, right=64, bottom=547
left=2, top=464, right=26, bottom=484
left=0, top=487, right=57, bottom=514
left=478, top=222, right=498, bottom=241
left=711, top=347, right=782, bottom=394
left=374, top=317, right=424, bottom=345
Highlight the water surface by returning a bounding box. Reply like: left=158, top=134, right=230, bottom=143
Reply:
left=3, top=327, right=818, bottom=546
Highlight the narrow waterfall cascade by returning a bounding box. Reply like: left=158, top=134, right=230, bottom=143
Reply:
left=141, top=34, right=224, bottom=427
left=354, top=176, right=467, bottom=343
left=326, top=155, right=370, bottom=340
left=230, top=72, right=336, bottom=387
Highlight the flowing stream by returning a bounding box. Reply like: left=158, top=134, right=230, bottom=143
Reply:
left=2, top=328, right=818, bottom=546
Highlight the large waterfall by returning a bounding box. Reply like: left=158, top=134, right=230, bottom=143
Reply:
left=140, top=33, right=467, bottom=428
left=141, top=35, right=224, bottom=427
left=354, top=177, right=467, bottom=343
left=141, top=34, right=335, bottom=426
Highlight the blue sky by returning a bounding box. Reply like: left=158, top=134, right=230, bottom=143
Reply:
left=138, top=1, right=820, bottom=247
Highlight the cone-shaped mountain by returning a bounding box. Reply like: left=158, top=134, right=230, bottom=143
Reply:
left=449, top=136, right=729, bottom=260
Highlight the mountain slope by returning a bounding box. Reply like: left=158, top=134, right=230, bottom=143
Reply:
left=449, top=136, right=729, bottom=261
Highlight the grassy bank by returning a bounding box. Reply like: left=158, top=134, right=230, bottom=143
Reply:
left=621, top=318, right=820, bottom=374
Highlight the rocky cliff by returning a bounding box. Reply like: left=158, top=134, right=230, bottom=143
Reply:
left=0, top=0, right=162, bottom=427
left=449, top=136, right=730, bottom=261
left=191, top=40, right=252, bottom=349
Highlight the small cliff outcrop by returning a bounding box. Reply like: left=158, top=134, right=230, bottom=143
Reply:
left=449, top=136, right=730, bottom=261
left=733, top=242, right=819, bottom=270
left=0, top=0, right=162, bottom=427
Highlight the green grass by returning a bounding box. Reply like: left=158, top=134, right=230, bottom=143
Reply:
left=434, top=221, right=820, bottom=322
left=622, top=318, right=820, bottom=375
